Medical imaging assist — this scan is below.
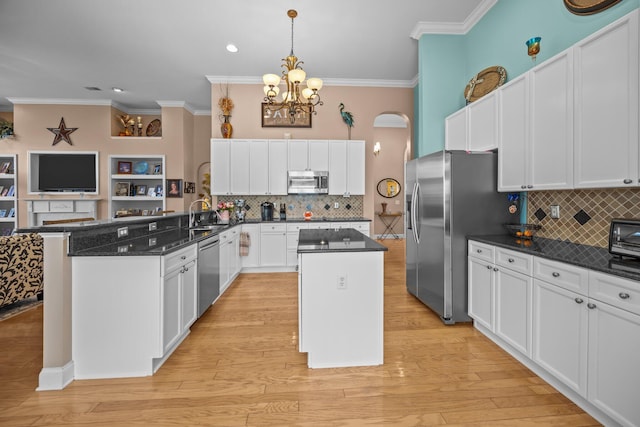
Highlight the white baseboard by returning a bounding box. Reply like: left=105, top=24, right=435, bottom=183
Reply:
left=36, top=360, right=74, bottom=391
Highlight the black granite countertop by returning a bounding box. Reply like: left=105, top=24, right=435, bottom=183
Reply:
left=468, top=234, right=640, bottom=282
left=245, top=217, right=371, bottom=224
left=298, top=228, right=387, bottom=253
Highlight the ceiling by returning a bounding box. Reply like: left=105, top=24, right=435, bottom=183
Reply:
left=0, top=0, right=495, bottom=114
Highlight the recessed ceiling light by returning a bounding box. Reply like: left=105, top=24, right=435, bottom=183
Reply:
left=112, top=87, right=124, bottom=93
left=226, top=43, right=238, bottom=53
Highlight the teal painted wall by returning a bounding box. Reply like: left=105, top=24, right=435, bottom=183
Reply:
left=416, top=0, right=640, bottom=156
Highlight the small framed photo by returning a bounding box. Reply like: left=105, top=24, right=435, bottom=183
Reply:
left=115, top=182, right=130, bottom=196
left=0, top=209, right=6, bottom=218
left=0, top=162, right=11, bottom=174
left=184, top=181, right=195, bottom=193
left=8, top=208, right=15, bottom=218
left=147, top=187, right=156, bottom=197
left=136, top=184, right=147, bottom=196
left=155, top=184, right=163, bottom=197
left=261, top=103, right=312, bottom=128
left=118, top=161, right=132, bottom=174
left=153, top=164, right=162, bottom=175
left=166, top=179, right=182, bottom=198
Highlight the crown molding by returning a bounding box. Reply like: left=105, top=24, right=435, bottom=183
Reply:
left=410, top=0, right=497, bottom=38
left=155, top=100, right=196, bottom=115
left=206, top=75, right=415, bottom=89
left=6, top=97, right=113, bottom=106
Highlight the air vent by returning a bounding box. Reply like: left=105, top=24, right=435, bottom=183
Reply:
left=84, top=86, right=102, bottom=91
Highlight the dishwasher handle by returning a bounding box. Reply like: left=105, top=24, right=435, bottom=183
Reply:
left=200, top=237, right=220, bottom=250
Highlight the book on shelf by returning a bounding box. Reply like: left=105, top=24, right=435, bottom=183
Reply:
left=0, top=209, right=6, bottom=218
left=0, top=162, right=11, bottom=174
left=0, top=188, right=7, bottom=197
left=8, top=208, right=15, bottom=218
left=6, top=185, right=15, bottom=197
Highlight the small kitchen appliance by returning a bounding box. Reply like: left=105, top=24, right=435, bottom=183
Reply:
left=287, top=170, right=329, bottom=194
left=609, top=218, right=640, bottom=259
left=261, top=202, right=274, bottom=221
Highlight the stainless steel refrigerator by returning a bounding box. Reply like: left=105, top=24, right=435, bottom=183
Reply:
left=405, top=150, right=512, bottom=324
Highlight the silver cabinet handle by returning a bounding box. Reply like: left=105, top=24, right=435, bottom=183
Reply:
left=180, top=267, right=185, bottom=274
left=623, top=179, right=633, bottom=184
left=486, top=265, right=492, bottom=270
left=552, top=272, right=560, bottom=277
left=508, top=258, right=515, bottom=263
left=493, top=267, right=499, bottom=272
left=527, top=185, right=533, bottom=189
left=619, top=292, right=630, bottom=300
left=575, top=297, right=584, bottom=304
left=477, top=249, right=482, bottom=253
left=521, top=185, right=527, bottom=189
left=587, top=303, right=597, bottom=309
left=181, top=255, right=187, bottom=260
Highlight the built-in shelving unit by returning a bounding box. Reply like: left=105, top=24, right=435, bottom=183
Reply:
left=0, top=154, right=17, bottom=235
left=108, top=155, right=166, bottom=218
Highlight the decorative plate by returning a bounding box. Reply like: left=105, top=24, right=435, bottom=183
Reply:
left=563, top=0, right=623, bottom=15
left=146, top=119, right=162, bottom=137
left=464, top=65, right=507, bottom=103
left=133, top=161, right=149, bottom=175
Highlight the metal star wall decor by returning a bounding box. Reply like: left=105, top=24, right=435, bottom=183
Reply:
left=47, top=117, right=77, bottom=145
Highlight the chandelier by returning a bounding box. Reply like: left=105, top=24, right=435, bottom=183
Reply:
left=263, top=9, right=323, bottom=123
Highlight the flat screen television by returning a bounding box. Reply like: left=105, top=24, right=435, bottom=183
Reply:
left=30, top=152, right=99, bottom=193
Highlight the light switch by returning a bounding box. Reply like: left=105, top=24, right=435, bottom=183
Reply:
left=550, top=205, right=560, bottom=219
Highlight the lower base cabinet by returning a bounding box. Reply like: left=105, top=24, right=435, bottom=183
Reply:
left=219, top=228, right=241, bottom=294
left=260, top=223, right=287, bottom=267
left=469, top=240, right=640, bottom=427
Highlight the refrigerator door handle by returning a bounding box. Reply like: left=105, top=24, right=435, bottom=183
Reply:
left=412, top=182, right=420, bottom=244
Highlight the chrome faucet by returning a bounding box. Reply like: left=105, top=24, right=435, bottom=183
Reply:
left=189, top=198, right=212, bottom=228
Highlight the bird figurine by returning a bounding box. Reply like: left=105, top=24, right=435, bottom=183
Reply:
left=339, top=103, right=354, bottom=139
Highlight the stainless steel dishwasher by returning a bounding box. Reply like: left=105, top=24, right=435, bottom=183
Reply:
left=197, top=234, right=220, bottom=318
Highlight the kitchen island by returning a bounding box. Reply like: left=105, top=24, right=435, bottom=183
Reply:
left=297, top=228, right=387, bottom=368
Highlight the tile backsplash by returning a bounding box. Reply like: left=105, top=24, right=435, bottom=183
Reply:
left=527, top=188, right=640, bottom=248
left=217, top=195, right=363, bottom=220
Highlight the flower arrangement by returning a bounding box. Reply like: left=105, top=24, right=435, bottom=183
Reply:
left=117, top=114, right=135, bottom=136
left=217, top=201, right=234, bottom=211
left=218, top=83, right=234, bottom=116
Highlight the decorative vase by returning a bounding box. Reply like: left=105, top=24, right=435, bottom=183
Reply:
left=219, top=209, right=230, bottom=223
left=381, top=202, right=387, bottom=214
left=221, top=115, right=233, bottom=139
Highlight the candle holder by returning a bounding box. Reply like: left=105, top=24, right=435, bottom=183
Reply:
left=526, top=37, right=541, bottom=61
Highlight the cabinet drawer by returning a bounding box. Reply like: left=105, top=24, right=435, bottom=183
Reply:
left=468, top=240, right=495, bottom=263
left=307, top=223, right=328, bottom=230
left=496, top=247, right=533, bottom=275
left=350, top=222, right=370, bottom=233
left=589, top=271, right=640, bottom=316
left=162, top=245, right=197, bottom=275
left=261, top=223, right=286, bottom=233
left=286, top=223, right=308, bottom=232
left=534, top=257, right=589, bottom=295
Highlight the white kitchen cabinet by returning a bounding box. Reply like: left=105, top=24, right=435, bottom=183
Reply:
left=268, top=140, right=288, bottom=195
left=260, top=223, right=287, bottom=267
left=288, top=139, right=329, bottom=171
left=210, top=139, right=250, bottom=195
left=286, top=223, right=308, bottom=267
left=241, top=224, right=261, bottom=268
left=574, top=11, right=639, bottom=189
left=498, top=75, right=529, bottom=192
left=249, top=140, right=269, bottom=195
left=467, top=91, right=498, bottom=152
left=445, top=108, right=467, bottom=151
left=328, top=139, right=365, bottom=196
left=161, top=268, right=182, bottom=354
left=468, top=254, right=495, bottom=331
left=219, top=227, right=241, bottom=294
left=533, top=278, right=589, bottom=397
left=349, top=221, right=370, bottom=237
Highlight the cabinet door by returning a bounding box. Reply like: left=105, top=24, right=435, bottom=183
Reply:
left=229, top=140, right=250, bottom=194
left=532, top=279, right=588, bottom=397
left=181, top=260, right=197, bottom=332
left=467, top=92, right=498, bottom=152
left=211, top=139, right=230, bottom=195
left=162, top=269, right=182, bottom=353
left=288, top=140, right=308, bottom=170
left=219, top=233, right=230, bottom=292
left=468, top=257, right=494, bottom=331
left=445, top=108, right=467, bottom=151
left=260, top=232, right=287, bottom=267
left=241, top=225, right=261, bottom=268
left=574, top=11, right=639, bottom=189
left=347, top=140, right=365, bottom=195
left=495, top=267, right=532, bottom=356
left=328, top=140, right=347, bottom=195
left=269, top=140, right=288, bottom=195
left=308, top=140, right=329, bottom=171
left=587, top=299, right=640, bottom=427
left=498, top=75, right=529, bottom=192
left=529, top=51, right=574, bottom=190
left=249, top=140, right=269, bottom=195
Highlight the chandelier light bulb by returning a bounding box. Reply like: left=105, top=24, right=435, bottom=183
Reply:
left=306, top=78, right=323, bottom=91
left=288, top=68, right=306, bottom=84
left=301, top=87, right=313, bottom=100
left=263, top=74, right=281, bottom=87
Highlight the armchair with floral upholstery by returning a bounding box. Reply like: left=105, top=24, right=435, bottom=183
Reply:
left=0, top=233, right=44, bottom=308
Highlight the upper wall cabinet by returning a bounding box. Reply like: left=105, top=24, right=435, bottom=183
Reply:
left=249, top=139, right=287, bottom=196
left=573, top=11, right=639, bottom=189
left=329, top=140, right=365, bottom=196
left=445, top=109, right=467, bottom=151
left=211, top=139, right=250, bottom=195
left=445, top=91, right=498, bottom=152
left=288, top=139, right=329, bottom=171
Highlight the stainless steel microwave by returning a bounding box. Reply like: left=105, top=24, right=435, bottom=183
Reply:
left=287, top=170, right=329, bottom=194
left=609, top=218, right=640, bottom=259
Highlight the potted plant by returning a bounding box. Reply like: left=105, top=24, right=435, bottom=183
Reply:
left=217, top=200, right=235, bottom=223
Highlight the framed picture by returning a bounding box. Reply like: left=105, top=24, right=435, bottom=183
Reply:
left=261, top=103, right=312, bottom=128
left=135, top=184, right=147, bottom=196
left=153, top=164, right=162, bottom=175
left=115, top=182, right=130, bottom=196
left=0, top=162, right=11, bottom=174
left=166, top=179, right=182, bottom=198
left=184, top=181, right=195, bottom=193
left=117, top=161, right=132, bottom=174
left=8, top=208, right=15, bottom=217
left=155, top=184, right=163, bottom=197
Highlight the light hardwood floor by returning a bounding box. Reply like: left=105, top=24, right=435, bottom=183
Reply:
left=0, top=239, right=600, bottom=426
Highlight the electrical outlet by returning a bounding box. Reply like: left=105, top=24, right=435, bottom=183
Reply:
left=334, top=202, right=339, bottom=209
left=550, top=205, right=560, bottom=219
left=117, top=226, right=128, bottom=238
left=337, top=274, right=347, bottom=290
left=148, top=222, right=157, bottom=231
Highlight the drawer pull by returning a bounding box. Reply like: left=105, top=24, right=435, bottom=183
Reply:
left=493, top=267, right=499, bottom=272
left=508, top=258, right=515, bottom=263
left=623, top=179, right=633, bottom=184
left=619, top=292, right=630, bottom=300
left=181, top=255, right=187, bottom=260
left=486, top=265, right=492, bottom=270
left=574, top=298, right=584, bottom=304
left=476, top=249, right=482, bottom=253
left=552, top=272, right=560, bottom=278
left=587, top=303, right=597, bottom=309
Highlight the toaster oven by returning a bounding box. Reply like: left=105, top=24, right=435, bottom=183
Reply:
left=609, top=218, right=640, bottom=259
